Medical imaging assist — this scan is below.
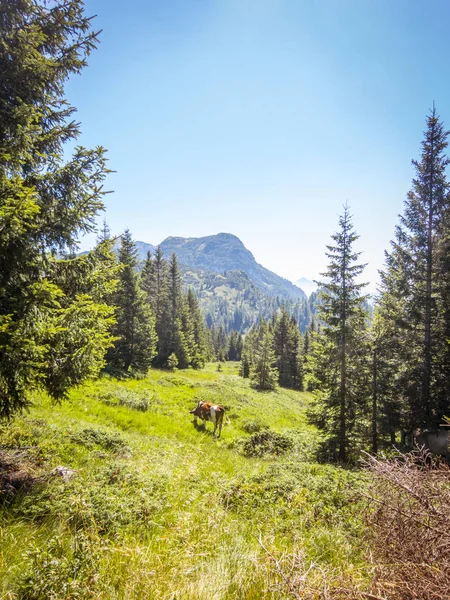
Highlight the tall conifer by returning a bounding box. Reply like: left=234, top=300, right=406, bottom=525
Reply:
left=0, top=0, right=115, bottom=417
left=250, top=320, right=278, bottom=390
left=378, top=108, right=450, bottom=429
left=308, top=205, right=370, bottom=462
left=108, top=230, right=156, bottom=372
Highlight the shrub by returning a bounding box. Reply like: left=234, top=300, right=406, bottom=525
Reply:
left=16, top=531, right=106, bottom=599
left=70, top=428, right=129, bottom=454
left=167, top=353, right=178, bottom=370
left=241, top=418, right=268, bottom=434
left=242, top=430, right=293, bottom=458
left=100, top=389, right=152, bottom=412
left=364, top=450, right=450, bottom=600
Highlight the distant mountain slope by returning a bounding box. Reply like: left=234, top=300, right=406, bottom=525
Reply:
left=139, top=233, right=306, bottom=300
left=133, top=240, right=156, bottom=257
left=181, top=265, right=313, bottom=333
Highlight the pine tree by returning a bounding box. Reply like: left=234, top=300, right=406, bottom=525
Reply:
left=239, top=329, right=253, bottom=378
left=108, top=230, right=156, bottom=372
left=161, top=253, right=191, bottom=368
left=307, top=205, right=370, bottom=462
left=273, top=307, right=302, bottom=389
left=140, top=251, right=156, bottom=310
left=0, top=0, right=115, bottom=417
left=228, top=331, right=243, bottom=361
left=187, top=288, right=208, bottom=368
left=378, top=108, right=450, bottom=430
left=97, top=219, right=111, bottom=243
left=149, top=247, right=170, bottom=366
left=250, top=320, right=278, bottom=390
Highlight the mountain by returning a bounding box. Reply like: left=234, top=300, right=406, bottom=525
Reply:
left=111, top=232, right=313, bottom=332
left=293, top=277, right=317, bottom=298
left=136, top=233, right=306, bottom=301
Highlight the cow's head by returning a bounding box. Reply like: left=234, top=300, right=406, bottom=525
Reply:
left=190, top=401, right=203, bottom=417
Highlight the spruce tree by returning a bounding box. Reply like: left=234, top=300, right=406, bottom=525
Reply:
left=273, top=307, right=302, bottom=389
left=0, top=0, right=115, bottom=417
left=378, top=108, right=450, bottom=430
left=108, top=230, right=156, bottom=372
left=186, top=288, right=208, bottom=368
left=307, top=205, right=370, bottom=462
left=161, top=253, right=191, bottom=368
left=151, top=246, right=170, bottom=366
left=140, top=251, right=157, bottom=311
left=250, top=320, right=278, bottom=391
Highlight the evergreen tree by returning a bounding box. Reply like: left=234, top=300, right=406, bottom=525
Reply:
left=160, top=253, right=192, bottom=368
left=273, top=307, right=302, bottom=389
left=378, top=108, right=450, bottom=430
left=140, top=251, right=157, bottom=311
left=97, top=219, right=111, bottom=243
left=187, top=288, right=208, bottom=368
left=307, top=205, right=370, bottom=462
left=151, top=246, right=170, bottom=366
left=228, top=331, right=243, bottom=361
left=0, top=0, right=115, bottom=417
left=108, top=230, right=156, bottom=372
left=369, top=310, right=404, bottom=453
left=212, top=325, right=229, bottom=362
left=250, top=320, right=278, bottom=390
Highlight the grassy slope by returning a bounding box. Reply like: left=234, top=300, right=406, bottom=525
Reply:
left=0, top=364, right=371, bottom=599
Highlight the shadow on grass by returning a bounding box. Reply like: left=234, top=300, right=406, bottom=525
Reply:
left=192, top=419, right=217, bottom=437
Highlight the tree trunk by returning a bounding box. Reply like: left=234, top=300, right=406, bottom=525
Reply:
left=423, top=121, right=434, bottom=426
left=372, top=347, right=378, bottom=455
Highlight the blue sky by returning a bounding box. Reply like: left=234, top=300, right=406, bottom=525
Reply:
left=70, top=0, right=450, bottom=289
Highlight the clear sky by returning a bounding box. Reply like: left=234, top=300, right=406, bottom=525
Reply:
left=70, top=0, right=450, bottom=289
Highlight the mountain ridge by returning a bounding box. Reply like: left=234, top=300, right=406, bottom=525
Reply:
left=134, top=232, right=306, bottom=300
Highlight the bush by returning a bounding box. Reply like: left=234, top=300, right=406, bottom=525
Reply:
left=242, top=430, right=293, bottom=457
left=364, top=450, right=450, bottom=600
left=241, top=418, right=269, bottom=434
left=100, top=389, right=152, bottom=412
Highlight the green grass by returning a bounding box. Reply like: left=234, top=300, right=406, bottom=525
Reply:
left=0, top=363, right=373, bottom=599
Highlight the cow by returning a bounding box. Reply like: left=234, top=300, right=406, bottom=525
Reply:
left=190, top=401, right=224, bottom=438
left=413, top=428, right=450, bottom=460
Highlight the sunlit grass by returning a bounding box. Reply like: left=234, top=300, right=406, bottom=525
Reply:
left=0, top=363, right=372, bottom=599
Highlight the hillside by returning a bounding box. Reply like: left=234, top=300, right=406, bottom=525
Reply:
left=182, top=265, right=315, bottom=333
left=0, top=365, right=371, bottom=599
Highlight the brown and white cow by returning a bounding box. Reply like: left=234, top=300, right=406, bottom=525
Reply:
left=190, top=401, right=224, bottom=438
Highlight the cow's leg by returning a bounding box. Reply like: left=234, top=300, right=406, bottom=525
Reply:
left=218, top=415, right=223, bottom=438
left=210, top=407, right=217, bottom=436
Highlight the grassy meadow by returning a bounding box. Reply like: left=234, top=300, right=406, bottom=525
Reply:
left=0, top=363, right=373, bottom=599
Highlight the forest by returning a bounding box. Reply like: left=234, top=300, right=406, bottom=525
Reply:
left=1, top=1, right=450, bottom=599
